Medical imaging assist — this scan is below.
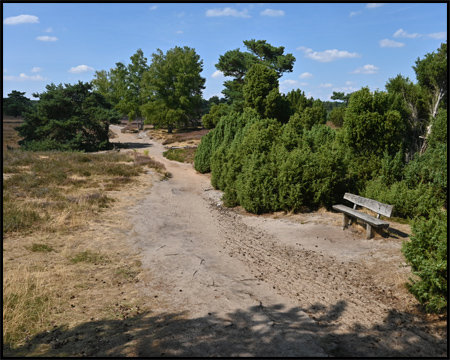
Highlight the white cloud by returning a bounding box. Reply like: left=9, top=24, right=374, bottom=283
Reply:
left=319, top=83, right=333, bottom=88
left=211, top=70, right=224, bottom=79
left=297, top=46, right=361, bottom=62
left=280, top=79, right=298, bottom=86
left=299, top=72, right=313, bottom=79
left=393, top=28, right=446, bottom=40
left=44, top=27, right=53, bottom=33
left=3, top=14, right=39, bottom=25
left=333, top=85, right=358, bottom=93
left=176, top=30, right=183, bottom=34
left=36, top=36, right=58, bottom=42
left=393, top=28, right=420, bottom=39
left=366, top=3, right=384, bottom=9
left=3, top=73, right=48, bottom=81
left=260, top=9, right=285, bottom=17
left=150, top=5, right=157, bottom=11
left=31, top=67, right=43, bottom=73
left=299, top=82, right=309, bottom=87
left=68, top=65, right=94, bottom=74
left=206, top=7, right=251, bottom=18
left=349, top=11, right=362, bottom=17
left=428, top=32, right=446, bottom=39
left=351, top=64, right=379, bottom=74
left=379, top=39, right=405, bottom=47
left=345, top=81, right=355, bottom=86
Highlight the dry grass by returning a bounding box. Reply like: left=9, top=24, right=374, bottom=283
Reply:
left=161, top=128, right=210, bottom=145
left=2, top=116, right=166, bottom=352
left=163, top=147, right=197, bottom=164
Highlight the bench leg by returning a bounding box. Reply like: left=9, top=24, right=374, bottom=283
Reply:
left=366, top=224, right=374, bottom=239
left=342, top=214, right=349, bottom=230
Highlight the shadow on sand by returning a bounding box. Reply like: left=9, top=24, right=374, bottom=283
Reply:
left=4, top=300, right=446, bottom=357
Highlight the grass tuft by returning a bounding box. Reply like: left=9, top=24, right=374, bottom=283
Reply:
left=29, top=243, right=54, bottom=253
left=69, top=250, right=109, bottom=264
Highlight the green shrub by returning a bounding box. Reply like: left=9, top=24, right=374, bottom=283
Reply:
left=329, top=107, right=346, bottom=127
left=194, top=108, right=260, bottom=173
left=236, top=152, right=280, bottom=214
left=402, top=210, right=447, bottom=313
left=201, top=103, right=230, bottom=129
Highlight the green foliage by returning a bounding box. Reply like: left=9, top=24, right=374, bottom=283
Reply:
left=343, top=87, right=407, bottom=158
left=413, top=41, right=447, bottom=118
left=215, top=39, right=295, bottom=105
left=236, top=152, right=279, bottom=214
left=427, top=109, right=447, bottom=147
left=385, top=74, right=430, bottom=159
left=331, top=91, right=352, bottom=106
left=402, top=210, right=447, bottom=313
left=141, top=46, right=205, bottom=132
left=93, top=49, right=149, bottom=123
left=194, top=108, right=259, bottom=173
left=3, top=90, right=32, bottom=117
left=329, top=107, right=346, bottom=127
left=16, top=81, right=121, bottom=152
left=286, top=88, right=313, bottom=114
left=299, top=104, right=327, bottom=130
left=201, top=103, right=230, bottom=129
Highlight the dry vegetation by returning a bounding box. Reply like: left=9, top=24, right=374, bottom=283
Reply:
left=2, top=116, right=169, bottom=354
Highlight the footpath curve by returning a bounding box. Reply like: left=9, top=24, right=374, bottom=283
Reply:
left=109, top=125, right=447, bottom=357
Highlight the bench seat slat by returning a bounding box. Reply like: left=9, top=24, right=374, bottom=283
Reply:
left=332, top=204, right=390, bottom=229
left=343, top=193, right=393, bottom=218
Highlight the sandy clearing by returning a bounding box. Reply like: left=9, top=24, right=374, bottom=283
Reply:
left=107, top=125, right=447, bottom=357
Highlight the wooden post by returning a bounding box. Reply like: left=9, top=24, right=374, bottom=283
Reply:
left=342, top=214, right=349, bottom=230
left=366, top=224, right=373, bottom=239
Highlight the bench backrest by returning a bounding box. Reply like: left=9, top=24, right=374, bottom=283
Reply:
left=343, top=193, right=393, bottom=218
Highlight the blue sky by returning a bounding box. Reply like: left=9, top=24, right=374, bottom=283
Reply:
left=3, top=2, right=447, bottom=102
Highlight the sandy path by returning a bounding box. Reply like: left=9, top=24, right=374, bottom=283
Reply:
left=110, top=126, right=447, bottom=357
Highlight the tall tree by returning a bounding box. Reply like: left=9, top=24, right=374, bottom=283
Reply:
left=141, top=46, right=205, bottom=133
left=92, top=49, right=149, bottom=124
left=215, top=39, right=295, bottom=109
left=385, top=74, right=429, bottom=159
left=413, top=42, right=447, bottom=120
left=17, top=82, right=121, bottom=152
left=3, top=90, right=32, bottom=117
left=330, top=91, right=352, bottom=106
left=412, top=42, right=447, bottom=153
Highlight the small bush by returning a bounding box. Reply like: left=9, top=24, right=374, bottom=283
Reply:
left=402, top=210, right=447, bottom=313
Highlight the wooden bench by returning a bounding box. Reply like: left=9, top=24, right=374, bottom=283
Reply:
left=332, top=193, right=393, bottom=239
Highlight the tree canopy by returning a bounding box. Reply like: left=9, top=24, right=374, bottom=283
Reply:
left=140, top=46, right=205, bottom=133
left=215, top=39, right=295, bottom=109
left=92, top=49, right=149, bottom=122
left=413, top=41, right=447, bottom=119
left=17, top=81, right=121, bottom=152
left=3, top=90, right=32, bottom=117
